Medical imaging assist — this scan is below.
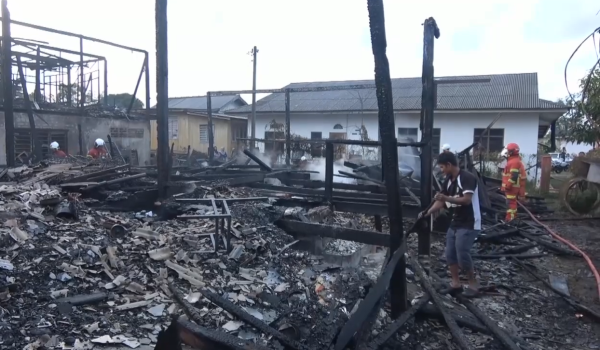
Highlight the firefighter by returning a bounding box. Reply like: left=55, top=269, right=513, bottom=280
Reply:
left=500, top=143, right=527, bottom=222
left=49, top=141, right=67, bottom=158
left=88, top=138, right=108, bottom=159
left=442, top=144, right=452, bottom=153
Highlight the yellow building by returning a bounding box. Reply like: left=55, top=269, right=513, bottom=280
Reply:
left=149, top=95, right=248, bottom=156
left=150, top=109, right=247, bottom=155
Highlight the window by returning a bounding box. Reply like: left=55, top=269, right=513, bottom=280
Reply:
left=333, top=124, right=344, bottom=130
left=473, top=128, right=504, bottom=152
left=168, top=117, right=178, bottom=139
left=110, top=128, right=144, bottom=138
left=432, top=128, right=441, bottom=155
left=232, top=125, right=247, bottom=141
left=14, top=129, right=68, bottom=159
left=398, top=127, right=418, bottom=142
left=310, top=132, right=323, bottom=157
left=200, top=124, right=215, bottom=144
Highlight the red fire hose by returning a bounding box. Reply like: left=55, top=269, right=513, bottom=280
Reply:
left=518, top=201, right=600, bottom=301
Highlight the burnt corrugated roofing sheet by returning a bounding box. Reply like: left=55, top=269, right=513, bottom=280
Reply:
left=164, top=95, right=243, bottom=110
left=229, top=73, right=565, bottom=113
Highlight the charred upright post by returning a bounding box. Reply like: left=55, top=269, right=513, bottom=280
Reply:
left=79, top=36, right=85, bottom=108
left=207, top=92, right=215, bottom=162
left=285, top=88, right=291, bottom=165
left=418, top=17, right=440, bottom=256
left=16, top=55, right=42, bottom=162
left=103, top=59, right=108, bottom=105
left=35, top=47, right=41, bottom=102
left=367, top=0, right=407, bottom=315
left=325, top=142, right=334, bottom=201
left=1, top=0, right=15, bottom=166
left=67, top=68, right=72, bottom=106
left=250, top=46, right=258, bottom=149
left=128, top=55, right=146, bottom=114
left=144, top=51, right=150, bottom=110
left=155, top=0, right=170, bottom=199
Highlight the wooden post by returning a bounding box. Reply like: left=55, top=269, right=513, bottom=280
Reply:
left=539, top=155, right=551, bottom=194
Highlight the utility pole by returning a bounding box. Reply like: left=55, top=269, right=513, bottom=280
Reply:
left=250, top=46, right=258, bottom=149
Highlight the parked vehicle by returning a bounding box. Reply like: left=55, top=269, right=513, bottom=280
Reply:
left=552, top=160, right=569, bottom=173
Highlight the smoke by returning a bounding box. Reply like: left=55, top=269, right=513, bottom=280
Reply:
left=305, top=158, right=355, bottom=184
left=398, top=146, right=421, bottom=180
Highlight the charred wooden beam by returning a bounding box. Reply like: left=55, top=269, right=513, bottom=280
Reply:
left=2, top=0, right=15, bottom=167
left=518, top=229, right=580, bottom=256
left=63, top=164, right=129, bottom=183
left=16, top=55, right=42, bottom=162
left=243, top=149, right=272, bottom=172
left=367, top=295, right=431, bottom=349
left=366, top=0, right=407, bottom=317
left=275, top=219, right=391, bottom=246
left=411, top=257, right=474, bottom=350
left=175, top=318, right=268, bottom=350
left=199, top=289, right=305, bottom=350
left=471, top=253, right=546, bottom=260
left=475, top=228, right=519, bottom=243
left=513, top=258, right=600, bottom=322
left=418, top=17, right=440, bottom=256
left=334, top=243, right=407, bottom=350
left=83, top=173, right=146, bottom=191
left=457, top=296, right=523, bottom=350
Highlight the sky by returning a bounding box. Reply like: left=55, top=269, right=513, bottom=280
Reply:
left=6, top=0, right=600, bottom=107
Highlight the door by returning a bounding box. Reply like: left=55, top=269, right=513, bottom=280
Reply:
left=329, top=132, right=346, bottom=159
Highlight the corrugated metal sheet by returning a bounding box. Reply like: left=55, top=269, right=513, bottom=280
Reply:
left=163, top=95, right=244, bottom=111
left=229, top=73, right=566, bottom=113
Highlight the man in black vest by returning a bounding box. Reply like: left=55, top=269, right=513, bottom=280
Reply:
left=419, top=152, right=482, bottom=297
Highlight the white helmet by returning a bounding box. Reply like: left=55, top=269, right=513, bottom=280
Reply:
left=500, top=148, right=509, bottom=158
left=95, top=138, right=105, bottom=147
left=50, top=141, right=59, bottom=150
left=300, top=156, right=307, bottom=161
left=442, top=144, right=451, bottom=151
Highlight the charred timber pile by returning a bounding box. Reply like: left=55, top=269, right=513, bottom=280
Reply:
left=1, top=160, right=599, bottom=349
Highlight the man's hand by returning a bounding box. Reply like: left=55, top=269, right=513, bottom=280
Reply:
left=434, top=193, right=448, bottom=202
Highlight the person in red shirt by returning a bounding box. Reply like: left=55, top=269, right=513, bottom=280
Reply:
left=87, top=138, right=108, bottom=159
left=50, top=141, right=67, bottom=158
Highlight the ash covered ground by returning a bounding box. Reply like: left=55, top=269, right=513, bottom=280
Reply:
left=0, top=165, right=599, bottom=350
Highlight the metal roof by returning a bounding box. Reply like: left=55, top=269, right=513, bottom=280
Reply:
left=157, top=95, right=247, bottom=111
left=228, top=73, right=566, bottom=113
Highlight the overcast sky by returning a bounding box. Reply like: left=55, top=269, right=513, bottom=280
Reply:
left=7, top=0, right=600, bottom=107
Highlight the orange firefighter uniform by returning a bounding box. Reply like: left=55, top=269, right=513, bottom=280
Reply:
left=501, top=143, right=527, bottom=221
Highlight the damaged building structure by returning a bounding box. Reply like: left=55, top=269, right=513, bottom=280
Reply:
left=0, top=17, right=153, bottom=166
left=0, top=2, right=599, bottom=350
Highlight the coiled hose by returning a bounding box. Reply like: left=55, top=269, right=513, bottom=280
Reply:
left=518, top=201, right=600, bottom=302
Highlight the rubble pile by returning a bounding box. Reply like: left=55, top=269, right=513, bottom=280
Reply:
left=0, top=166, right=379, bottom=350
left=0, top=159, right=598, bottom=350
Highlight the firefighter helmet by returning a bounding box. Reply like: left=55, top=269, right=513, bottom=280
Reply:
left=50, top=141, right=59, bottom=150
left=95, top=138, right=105, bottom=147
left=506, top=143, right=520, bottom=156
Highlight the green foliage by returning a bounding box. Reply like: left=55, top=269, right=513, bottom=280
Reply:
left=555, top=68, right=600, bottom=146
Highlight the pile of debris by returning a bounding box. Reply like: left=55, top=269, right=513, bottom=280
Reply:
left=0, top=154, right=598, bottom=350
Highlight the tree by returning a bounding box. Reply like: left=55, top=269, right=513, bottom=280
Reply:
left=56, top=83, right=78, bottom=106
left=106, top=93, right=144, bottom=110
left=556, top=68, right=600, bottom=147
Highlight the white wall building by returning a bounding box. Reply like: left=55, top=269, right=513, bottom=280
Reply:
left=229, top=73, right=567, bottom=166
